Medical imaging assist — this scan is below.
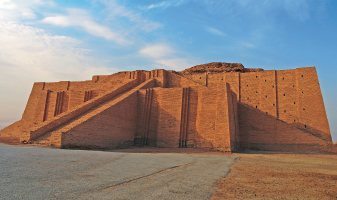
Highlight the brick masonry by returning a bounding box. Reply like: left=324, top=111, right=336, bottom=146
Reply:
left=0, top=65, right=333, bottom=152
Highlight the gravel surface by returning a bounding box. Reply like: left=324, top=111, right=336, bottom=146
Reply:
left=0, top=144, right=236, bottom=200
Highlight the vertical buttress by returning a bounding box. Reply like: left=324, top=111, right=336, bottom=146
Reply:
left=54, top=91, right=64, bottom=116
left=179, top=87, right=190, bottom=148
left=43, top=91, right=50, bottom=121
left=142, top=89, right=153, bottom=146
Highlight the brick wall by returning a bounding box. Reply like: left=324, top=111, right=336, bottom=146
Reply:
left=61, top=92, right=138, bottom=149
left=156, top=88, right=183, bottom=148
left=182, top=73, right=207, bottom=86
left=0, top=67, right=332, bottom=153
left=238, top=102, right=328, bottom=152
left=22, top=82, right=45, bottom=124
left=227, top=84, right=239, bottom=151
left=21, top=79, right=140, bottom=142
left=185, top=87, right=199, bottom=147
left=195, top=82, right=238, bottom=151
left=295, top=67, right=331, bottom=140
left=135, top=88, right=159, bottom=146
left=195, top=87, right=215, bottom=148
left=214, top=83, right=231, bottom=151
left=166, top=72, right=202, bottom=88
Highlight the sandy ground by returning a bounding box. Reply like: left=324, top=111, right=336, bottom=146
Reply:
left=211, top=152, right=337, bottom=200
left=1, top=143, right=336, bottom=199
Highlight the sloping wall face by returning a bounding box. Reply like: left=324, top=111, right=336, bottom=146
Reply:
left=195, top=84, right=238, bottom=151
left=1, top=70, right=149, bottom=141
left=0, top=66, right=332, bottom=153
left=61, top=92, right=138, bottom=149
left=181, top=67, right=331, bottom=152
left=235, top=67, right=332, bottom=151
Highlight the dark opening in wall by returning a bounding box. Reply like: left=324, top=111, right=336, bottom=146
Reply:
left=283, top=77, right=285, bottom=80
left=265, top=95, right=267, bottom=98
left=284, top=110, right=286, bottom=113
left=221, top=78, right=223, bottom=80
left=294, top=102, right=296, bottom=104
left=272, top=85, right=274, bottom=88
left=284, top=94, right=286, bottom=96
left=273, top=104, right=275, bottom=106
left=304, top=125, right=307, bottom=128
left=302, top=75, right=304, bottom=77
left=265, top=79, right=267, bottom=82
left=256, top=76, right=258, bottom=78
left=266, top=112, right=268, bottom=114
left=256, top=106, right=258, bottom=108
left=294, top=119, right=296, bottom=122
left=303, top=108, right=305, bottom=110
left=302, top=91, right=304, bottom=93
left=247, top=97, right=249, bottom=100
left=200, top=77, right=201, bottom=79
left=293, top=85, right=295, bottom=87
left=247, top=85, right=249, bottom=87
left=256, top=91, right=258, bottom=93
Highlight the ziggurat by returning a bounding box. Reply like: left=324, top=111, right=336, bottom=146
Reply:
left=0, top=63, right=333, bottom=152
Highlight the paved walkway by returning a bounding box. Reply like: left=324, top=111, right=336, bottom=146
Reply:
left=0, top=144, right=236, bottom=200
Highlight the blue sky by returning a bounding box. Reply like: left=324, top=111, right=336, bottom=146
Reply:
left=0, top=0, right=336, bottom=142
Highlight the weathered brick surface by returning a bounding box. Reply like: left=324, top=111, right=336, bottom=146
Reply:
left=61, top=92, right=138, bottom=149
left=0, top=65, right=332, bottom=152
left=156, top=88, right=183, bottom=148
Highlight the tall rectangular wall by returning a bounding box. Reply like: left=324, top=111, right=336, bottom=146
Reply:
left=185, top=87, right=199, bottom=147
left=295, top=67, right=331, bottom=141
left=22, top=82, right=46, bottom=124
left=195, top=84, right=238, bottom=151
left=237, top=67, right=332, bottom=151
left=227, top=85, right=239, bottom=151
left=156, top=88, right=183, bottom=148
left=136, top=86, right=199, bottom=148
left=196, top=87, right=217, bottom=149
left=135, top=88, right=159, bottom=146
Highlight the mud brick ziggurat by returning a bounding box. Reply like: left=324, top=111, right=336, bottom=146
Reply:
left=0, top=62, right=333, bottom=152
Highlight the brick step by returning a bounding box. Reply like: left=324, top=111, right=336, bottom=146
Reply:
left=32, top=79, right=156, bottom=147
left=21, top=79, right=141, bottom=143
left=32, top=132, right=53, bottom=145
left=30, top=86, right=136, bottom=145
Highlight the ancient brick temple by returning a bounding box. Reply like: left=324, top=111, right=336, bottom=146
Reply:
left=0, top=63, right=333, bottom=152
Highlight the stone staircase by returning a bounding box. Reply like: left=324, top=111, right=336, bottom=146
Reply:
left=32, top=132, right=53, bottom=145
left=29, top=79, right=156, bottom=148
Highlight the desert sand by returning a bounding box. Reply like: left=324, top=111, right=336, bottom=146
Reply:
left=211, top=152, right=337, bottom=199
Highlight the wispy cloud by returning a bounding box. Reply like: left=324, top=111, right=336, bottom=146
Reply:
left=139, top=44, right=197, bottom=70
left=139, top=44, right=174, bottom=58
left=0, top=0, right=54, bottom=20
left=0, top=21, right=116, bottom=126
left=206, top=26, right=227, bottom=37
left=100, top=0, right=162, bottom=32
left=239, top=41, right=255, bottom=48
left=146, top=0, right=186, bottom=10
left=282, top=0, right=310, bottom=21
left=41, top=8, right=131, bottom=45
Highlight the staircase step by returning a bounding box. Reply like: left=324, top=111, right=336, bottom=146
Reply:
left=30, top=79, right=155, bottom=147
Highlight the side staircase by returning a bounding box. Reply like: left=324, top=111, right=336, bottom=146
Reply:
left=23, top=78, right=155, bottom=147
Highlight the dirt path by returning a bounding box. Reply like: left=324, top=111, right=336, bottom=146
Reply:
left=211, top=152, right=337, bottom=200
